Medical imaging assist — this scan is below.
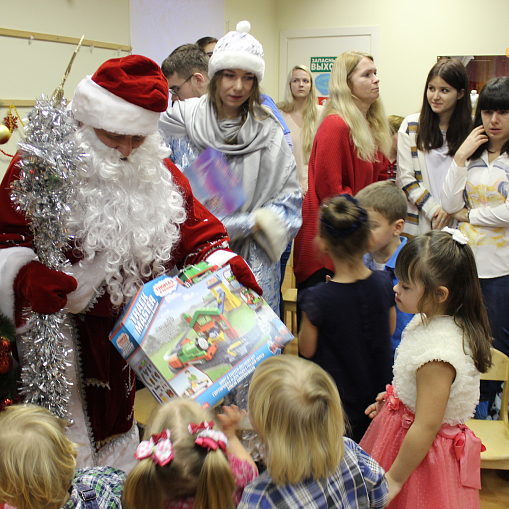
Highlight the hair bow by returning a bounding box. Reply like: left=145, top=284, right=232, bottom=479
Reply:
left=134, top=429, right=174, bottom=466
left=188, top=421, right=215, bottom=434
left=442, top=226, right=469, bottom=245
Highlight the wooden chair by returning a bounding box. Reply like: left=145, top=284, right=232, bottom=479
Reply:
left=282, top=244, right=298, bottom=355
left=134, top=387, right=158, bottom=428
left=467, top=348, right=509, bottom=469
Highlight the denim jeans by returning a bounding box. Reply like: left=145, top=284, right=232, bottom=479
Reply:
left=479, top=274, right=509, bottom=406
left=480, top=274, right=509, bottom=356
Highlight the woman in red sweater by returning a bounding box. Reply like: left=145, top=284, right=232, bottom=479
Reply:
left=294, top=51, right=391, bottom=291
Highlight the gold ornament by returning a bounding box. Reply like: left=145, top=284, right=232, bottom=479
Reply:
left=0, top=125, right=11, bottom=145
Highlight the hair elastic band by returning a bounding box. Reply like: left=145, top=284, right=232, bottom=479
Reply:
left=188, top=421, right=229, bottom=452
left=135, top=429, right=174, bottom=466
left=320, top=194, right=368, bottom=239
left=195, top=429, right=229, bottom=452
left=442, top=226, right=469, bottom=245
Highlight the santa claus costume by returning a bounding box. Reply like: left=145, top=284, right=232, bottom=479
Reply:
left=0, top=56, right=258, bottom=470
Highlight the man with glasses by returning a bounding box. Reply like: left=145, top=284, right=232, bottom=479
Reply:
left=161, top=44, right=210, bottom=101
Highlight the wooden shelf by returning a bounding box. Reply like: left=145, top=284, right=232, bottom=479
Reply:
left=0, top=27, right=131, bottom=52
left=0, top=99, right=36, bottom=108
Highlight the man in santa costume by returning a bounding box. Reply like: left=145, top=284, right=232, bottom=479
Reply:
left=0, top=55, right=260, bottom=470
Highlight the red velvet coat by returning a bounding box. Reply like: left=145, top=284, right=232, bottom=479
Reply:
left=293, top=115, right=388, bottom=283
left=0, top=154, right=229, bottom=452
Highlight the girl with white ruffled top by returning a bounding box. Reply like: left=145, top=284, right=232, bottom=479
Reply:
left=360, top=230, right=492, bottom=509
left=159, top=21, right=302, bottom=315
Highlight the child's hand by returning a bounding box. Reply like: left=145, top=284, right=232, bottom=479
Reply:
left=217, top=405, right=246, bottom=439
left=385, top=472, right=404, bottom=504
left=364, top=391, right=386, bottom=419
left=217, top=405, right=257, bottom=469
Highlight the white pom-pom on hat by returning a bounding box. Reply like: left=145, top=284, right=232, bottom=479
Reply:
left=236, top=20, right=251, bottom=33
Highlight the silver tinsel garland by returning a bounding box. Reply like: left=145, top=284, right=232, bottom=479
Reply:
left=10, top=96, right=85, bottom=419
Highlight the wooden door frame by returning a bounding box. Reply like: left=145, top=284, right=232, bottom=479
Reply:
left=279, top=26, right=380, bottom=100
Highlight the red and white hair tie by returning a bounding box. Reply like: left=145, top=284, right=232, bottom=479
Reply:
left=188, top=421, right=229, bottom=452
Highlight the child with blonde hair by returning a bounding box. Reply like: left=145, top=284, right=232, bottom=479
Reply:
left=122, top=399, right=257, bottom=509
left=299, top=194, right=395, bottom=442
left=361, top=230, right=492, bottom=508
left=238, top=355, right=388, bottom=508
left=0, top=404, right=125, bottom=509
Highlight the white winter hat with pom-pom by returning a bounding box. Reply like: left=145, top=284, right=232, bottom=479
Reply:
left=208, top=21, right=265, bottom=82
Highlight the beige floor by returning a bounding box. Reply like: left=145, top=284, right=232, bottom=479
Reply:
left=480, top=470, right=509, bottom=508
left=280, top=264, right=509, bottom=508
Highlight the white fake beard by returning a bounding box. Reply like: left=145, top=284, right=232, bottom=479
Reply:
left=67, top=125, right=186, bottom=307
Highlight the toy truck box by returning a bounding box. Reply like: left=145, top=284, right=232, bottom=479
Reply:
left=109, top=262, right=294, bottom=408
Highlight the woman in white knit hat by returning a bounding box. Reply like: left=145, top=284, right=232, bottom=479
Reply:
left=159, top=21, right=302, bottom=315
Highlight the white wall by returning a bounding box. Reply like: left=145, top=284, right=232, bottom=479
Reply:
left=0, top=0, right=131, bottom=178
left=275, top=0, right=509, bottom=117
left=130, top=0, right=224, bottom=67
left=224, top=0, right=278, bottom=99
left=4, top=0, right=508, bottom=180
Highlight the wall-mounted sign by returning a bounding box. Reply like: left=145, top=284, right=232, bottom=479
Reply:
left=310, top=56, right=337, bottom=104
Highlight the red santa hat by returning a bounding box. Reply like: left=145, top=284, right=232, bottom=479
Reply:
left=72, top=55, right=169, bottom=136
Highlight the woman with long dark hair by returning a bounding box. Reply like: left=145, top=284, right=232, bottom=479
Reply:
left=397, top=59, right=471, bottom=235
left=442, top=76, right=509, bottom=413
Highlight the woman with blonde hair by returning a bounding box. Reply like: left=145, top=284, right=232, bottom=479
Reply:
left=123, top=399, right=257, bottom=509
left=238, top=355, right=388, bottom=509
left=277, top=65, right=324, bottom=193
left=293, top=51, right=391, bottom=294
left=0, top=404, right=125, bottom=509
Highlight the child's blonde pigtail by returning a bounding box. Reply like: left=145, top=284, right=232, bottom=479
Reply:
left=122, top=458, right=165, bottom=509
left=194, top=447, right=236, bottom=509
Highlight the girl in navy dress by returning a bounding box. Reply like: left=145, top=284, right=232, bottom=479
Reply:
left=299, top=194, right=395, bottom=442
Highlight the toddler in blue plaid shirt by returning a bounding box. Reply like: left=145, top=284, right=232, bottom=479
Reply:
left=239, top=356, right=388, bottom=509
left=0, top=404, right=125, bottom=509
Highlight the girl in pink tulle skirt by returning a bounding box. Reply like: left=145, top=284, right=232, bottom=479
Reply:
left=360, top=230, right=492, bottom=508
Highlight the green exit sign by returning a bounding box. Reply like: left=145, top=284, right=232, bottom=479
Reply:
left=310, top=57, right=336, bottom=72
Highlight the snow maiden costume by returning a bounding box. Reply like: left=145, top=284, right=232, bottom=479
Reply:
left=159, top=22, right=302, bottom=314
left=360, top=314, right=484, bottom=509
